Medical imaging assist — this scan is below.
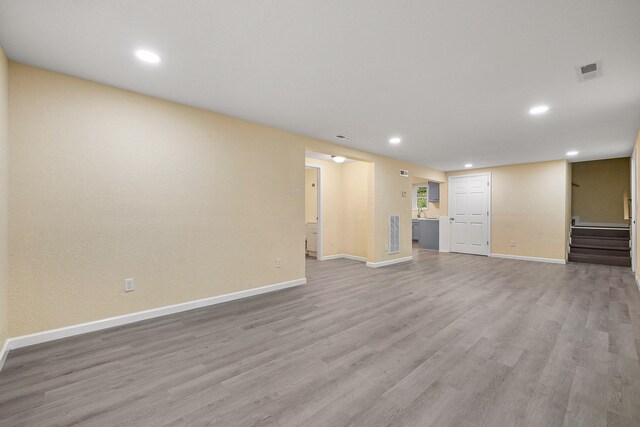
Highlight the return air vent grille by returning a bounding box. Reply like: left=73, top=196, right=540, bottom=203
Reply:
left=389, top=215, right=400, bottom=254
left=576, top=61, right=602, bottom=82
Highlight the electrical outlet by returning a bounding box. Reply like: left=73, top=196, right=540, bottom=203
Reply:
left=276, top=257, right=282, bottom=268
left=124, top=278, right=135, bottom=292
left=510, top=240, right=516, bottom=247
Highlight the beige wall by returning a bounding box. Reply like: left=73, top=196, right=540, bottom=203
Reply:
left=571, top=157, right=630, bottom=224
left=0, top=47, right=8, bottom=346
left=341, top=161, right=370, bottom=258
left=304, top=168, right=318, bottom=224
left=447, top=160, right=570, bottom=260
left=9, top=63, right=309, bottom=336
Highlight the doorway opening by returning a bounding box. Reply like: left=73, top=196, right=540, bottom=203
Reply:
left=305, top=165, right=320, bottom=259
left=411, top=176, right=444, bottom=253
left=304, top=150, right=371, bottom=264
left=569, top=157, right=631, bottom=267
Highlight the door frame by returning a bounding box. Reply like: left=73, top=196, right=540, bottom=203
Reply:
left=305, top=162, right=324, bottom=261
left=632, top=149, right=636, bottom=272
left=447, top=172, right=492, bottom=256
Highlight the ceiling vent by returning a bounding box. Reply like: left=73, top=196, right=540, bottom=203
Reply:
left=575, top=61, right=602, bottom=82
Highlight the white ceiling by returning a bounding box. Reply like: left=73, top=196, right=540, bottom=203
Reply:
left=1, top=0, right=639, bottom=171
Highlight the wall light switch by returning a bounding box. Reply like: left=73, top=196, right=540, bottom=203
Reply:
left=124, top=278, right=135, bottom=292
left=510, top=241, right=516, bottom=247
left=276, top=257, right=282, bottom=268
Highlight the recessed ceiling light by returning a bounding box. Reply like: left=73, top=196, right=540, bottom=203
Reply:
left=464, top=164, right=473, bottom=168
left=331, top=155, right=346, bottom=163
left=389, top=137, right=402, bottom=144
left=529, top=105, right=549, bottom=115
left=135, top=49, right=161, bottom=64
left=566, top=151, right=578, bottom=156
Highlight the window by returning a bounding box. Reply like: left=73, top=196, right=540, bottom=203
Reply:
left=413, top=184, right=429, bottom=210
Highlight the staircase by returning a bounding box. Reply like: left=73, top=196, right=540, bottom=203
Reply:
left=568, top=226, right=631, bottom=267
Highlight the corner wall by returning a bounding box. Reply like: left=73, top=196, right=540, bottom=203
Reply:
left=447, top=160, right=570, bottom=261
left=0, top=47, right=8, bottom=349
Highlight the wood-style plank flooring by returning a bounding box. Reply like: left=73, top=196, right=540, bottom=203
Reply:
left=2, top=249, right=640, bottom=426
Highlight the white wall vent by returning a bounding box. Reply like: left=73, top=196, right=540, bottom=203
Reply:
left=389, top=215, right=400, bottom=254
left=400, top=169, right=409, bottom=177
left=575, top=61, right=602, bottom=82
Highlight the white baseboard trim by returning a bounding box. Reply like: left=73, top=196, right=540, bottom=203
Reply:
left=366, top=256, right=414, bottom=268
left=0, top=339, right=9, bottom=372
left=489, top=253, right=567, bottom=264
left=322, top=254, right=367, bottom=262
left=635, top=275, right=640, bottom=292
left=5, top=277, right=307, bottom=352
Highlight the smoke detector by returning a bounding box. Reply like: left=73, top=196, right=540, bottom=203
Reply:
left=575, top=61, right=602, bottom=82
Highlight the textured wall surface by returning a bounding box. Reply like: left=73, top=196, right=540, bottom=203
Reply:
left=0, top=47, right=8, bottom=346
left=571, top=157, right=630, bottom=224
left=8, top=63, right=308, bottom=336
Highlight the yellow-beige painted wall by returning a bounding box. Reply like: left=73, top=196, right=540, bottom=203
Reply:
left=571, top=157, right=630, bottom=225
left=0, top=47, right=8, bottom=347
left=447, top=160, right=570, bottom=261
left=341, top=161, right=370, bottom=259
left=304, top=168, right=318, bottom=224
left=8, top=63, right=310, bottom=336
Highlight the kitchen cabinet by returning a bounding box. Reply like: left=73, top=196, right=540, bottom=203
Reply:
left=412, top=219, right=420, bottom=241
left=428, top=182, right=440, bottom=202
left=419, top=219, right=439, bottom=250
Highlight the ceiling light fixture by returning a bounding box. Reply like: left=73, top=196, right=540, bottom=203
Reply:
left=331, top=155, right=346, bottom=163
left=529, top=105, right=549, bottom=115
left=135, top=49, right=161, bottom=64
left=566, top=150, right=578, bottom=156
left=389, top=137, right=402, bottom=144
left=464, top=164, right=473, bottom=168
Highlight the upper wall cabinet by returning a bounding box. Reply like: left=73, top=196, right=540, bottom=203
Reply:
left=428, top=182, right=440, bottom=202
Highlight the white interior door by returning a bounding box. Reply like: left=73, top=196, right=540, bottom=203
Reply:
left=448, top=174, right=490, bottom=255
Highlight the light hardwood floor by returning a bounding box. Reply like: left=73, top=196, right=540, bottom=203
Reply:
left=1, top=249, right=640, bottom=426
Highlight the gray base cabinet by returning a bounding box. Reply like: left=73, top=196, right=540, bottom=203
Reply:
left=419, top=220, right=439, bottom=250
left=412, top=220, right=420, bottom=241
